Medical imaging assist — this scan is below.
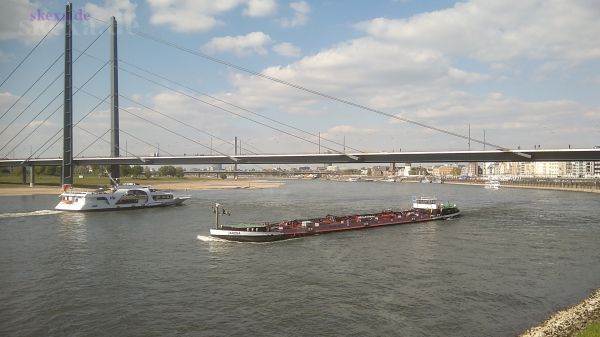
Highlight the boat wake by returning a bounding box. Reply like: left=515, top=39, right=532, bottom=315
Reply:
left=197, top=235, right=231, bottom=243
left=0, top=210, right=63, bottom=219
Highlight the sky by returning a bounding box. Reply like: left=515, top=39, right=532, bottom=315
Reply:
left=0, top=0, right=599, bottom=161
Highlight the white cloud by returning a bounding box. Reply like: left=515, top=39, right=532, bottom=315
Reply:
left=244, top=0, right=277, bottom=17
left=280, top=1, right=310, bottom=28
left=209, top=0, right=600, bottom=151
left=148, top=0, right=276, bottom=33
left=273, top=42, right=301, bottom=57
left=357, top=0, right=600, bottom=63
left=229, top=37, right=487, bottom=111
left=0, top=0, right=58, bottom=44
left=203, top=32, right=272, bottom=56
left=84, top=0, right=137, bottom=31
left=147, top=0, right=235, bottom=32
left=322, top=125, right=376, bottom=137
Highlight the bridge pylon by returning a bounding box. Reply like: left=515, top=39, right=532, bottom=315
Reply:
left=62, top=3, right=73, bottom=187
left=110, top=16, right=120, bottom=184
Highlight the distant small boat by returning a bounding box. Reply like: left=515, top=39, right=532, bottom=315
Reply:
left=484, top=180, right=500, bottom=190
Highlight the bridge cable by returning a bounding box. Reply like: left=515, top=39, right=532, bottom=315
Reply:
left=75, top=125, right=144, bottom=159
left=77, top=88, right=236, bottom=159
left=75, top=50, right=267, bottom=155
left=96, top=16, right=509, bottom=151
left=76, top=128, right=111, bottom=157
left=1, top=61, right=109, bottom=156
left=0, top=51, right=64, bottom=121
left=118, top=58, right=364, bottom=153
left=0, top=14, right=64, bottom=89
left=31, top=94, right=110, bottom=159
left=1, top=24, right=108, bottom=124
left=119, top=94, right=259, bottom=155
left=0, top=25, right=109, bottom=142
left=119, top=66, right=348, bottom=155
left=120, top=129, right=175, bottom=156
left=77, top=48, right=363, bottom=153
left=77, top=49, right=359, bottom=156
left=0, top=90, right=63, bottom=153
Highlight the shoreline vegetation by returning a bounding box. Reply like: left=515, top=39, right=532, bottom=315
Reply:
left=519, top=289, right=600, bottom=337
left=0, top=177, right=284, bottom=196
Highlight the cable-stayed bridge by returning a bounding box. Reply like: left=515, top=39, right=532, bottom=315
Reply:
left=1, top=4, right=599, bottom=186
left=1, top=149, right=599, bottom=168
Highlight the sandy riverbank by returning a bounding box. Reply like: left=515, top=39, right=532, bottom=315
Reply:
left=444, top=181, right=600, bottom=194
left=0, top=179, right=284, bottom=196
left=148, top=179, right=284, bottom=191
left=519, top=288, right=600, bottom=337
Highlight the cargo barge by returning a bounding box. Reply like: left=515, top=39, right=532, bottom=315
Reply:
left=209, top=197, right=460, bottom=242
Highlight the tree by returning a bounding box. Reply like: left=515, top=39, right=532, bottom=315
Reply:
left=219, top=173, right=227, bottom=180
left=143, top=166, right=152, bottom=179
left=131, top=165, right=144, bottom=177
left=45, top=166, right=59, bottom=176
left=158, top=165, right=177, bottom=177
left=120, top=165, right=132, bottom=177
left=175, top=167, right=184, bottom=178
left=74, top=165, right=87, bottom=175
left=410, top=167, right=428, bottom=176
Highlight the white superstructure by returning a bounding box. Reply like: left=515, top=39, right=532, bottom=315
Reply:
left=55, top=183, right=190, bottom=211
left=484, top=180, right=500, bottom=190
left=412, top=197, right=439, bottom=210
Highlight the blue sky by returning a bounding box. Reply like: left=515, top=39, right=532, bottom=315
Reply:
left=1, top=0, right=599, bottom=160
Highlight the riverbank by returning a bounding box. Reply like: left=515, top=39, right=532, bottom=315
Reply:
left=443, top=181, right=600, bottom=194
left=0, top=179, right=284, bottom=196
left=519, top=288, right=600, bottom=337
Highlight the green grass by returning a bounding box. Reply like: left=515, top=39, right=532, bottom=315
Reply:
left=0, top=174, right=61, bottom=186
left=577, top=321, right=600, bottom=337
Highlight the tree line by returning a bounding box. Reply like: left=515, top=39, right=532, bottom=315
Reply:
left=2, top=165, right=185, bottom=178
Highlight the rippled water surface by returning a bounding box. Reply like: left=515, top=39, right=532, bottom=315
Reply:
left=1, top=180, right=599, bottom=336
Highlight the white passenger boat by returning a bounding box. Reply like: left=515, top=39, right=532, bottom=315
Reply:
left=55, top=183, right=191, bottom=211
left=484, top=180, right=500, bottom=190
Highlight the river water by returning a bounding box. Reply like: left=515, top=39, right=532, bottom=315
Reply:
left=1, top=180, right=599, bottom=337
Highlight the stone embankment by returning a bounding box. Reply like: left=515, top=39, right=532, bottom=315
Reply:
left=444, top=178, right=600, bottom=194
left=519, top=289, right=600, bottom=337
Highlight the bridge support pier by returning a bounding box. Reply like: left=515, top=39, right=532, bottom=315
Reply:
left=404, top=163, right=411, bottom=176
left=29, top=166, right=35, bottom=187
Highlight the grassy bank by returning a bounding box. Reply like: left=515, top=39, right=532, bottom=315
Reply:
left=576, top=322, right=600, bottom=337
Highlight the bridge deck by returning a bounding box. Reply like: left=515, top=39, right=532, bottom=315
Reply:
left=1, top=149, right=599, bottom=167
